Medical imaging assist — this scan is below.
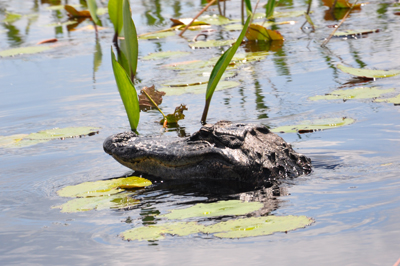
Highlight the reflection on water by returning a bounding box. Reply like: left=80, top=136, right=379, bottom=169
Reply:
left=1, top=0, right=400, bottom=264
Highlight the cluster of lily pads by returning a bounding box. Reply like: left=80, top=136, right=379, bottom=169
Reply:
left=53, top=176, right=313, bottom=240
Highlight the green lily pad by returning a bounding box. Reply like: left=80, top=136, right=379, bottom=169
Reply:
left=375, top=94, right=400, bottom=104
left=337, top=64, right=400, bottom=78
left=271, top=117, right=355, bottom=133
left=0, top=46, right=53, bottom=57
left=44, top=20, right=79, bottom=27
left=120, top=215, right=313, bottom=241
left=46, top=4, right=81, bottom=11
left=161, top=200, right=263, bottom=220
left=189, top=40, right=235, bottom=49
left=224, top=21, right=295, bottom=31
left=142, top=51, right=191, bottom=60
left=205, top=215, right=313, bottom=238
left=309, top=87, right=395, bottom=101
left=122, top=222, right=206, bottom=241
left=139, top=31, right=175, bottom=40
left=96, top=7, right=108, bottom=16
left=2, top=12, right=22, bottom=23
left=26, top=127, right=100, bottom=140
left=54, top=192, right=140, bottom=213
left=0, top=134, right=30, bottom=148
left=199, top=14, right=234, bottom=25
left=333, top=29, right=379, bottom=37
left=160, top=81, right=239, bottom=96
left=162, top=70, right=236, bottom=87
left=57, top=176, right=152, bottom=198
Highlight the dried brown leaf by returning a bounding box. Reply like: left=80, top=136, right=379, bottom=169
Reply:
left=139, top=85, right=166, bottom=111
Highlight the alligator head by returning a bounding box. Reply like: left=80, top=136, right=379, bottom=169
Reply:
left=103, top=121, right=312, bottom=185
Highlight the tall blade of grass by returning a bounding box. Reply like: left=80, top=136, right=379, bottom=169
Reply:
left=87, top=0, right=101, bottom=26
left=265, top=0, right=276, bottom=19
left=244, top=0, right=252, bottom=17
left=111, top=48, right=140, bottom=131
left=108, top=0, right=123, bottom=35
left=122, top=0, right=138, bottom=81
left=201, top=16, right=252, bottom=123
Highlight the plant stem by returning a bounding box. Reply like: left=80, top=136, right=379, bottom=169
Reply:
left=141, top=88, right=167, bottom=122
left=178, top=0, right=216, bottom=37
left=201, top=99, right=211, bottom=124
left=321, top=0, right=359, bottom=47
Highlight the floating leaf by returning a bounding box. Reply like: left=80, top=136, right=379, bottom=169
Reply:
left=245, top=24, right=284, bottom=41
left=96, top=7, right=108, bottom=16
left=271, top=117, right=355, bottom=133
left=170, top=18, right=209, bottom=27
left=70, top=25, right=106, bottom=31
left=322, top=0, right=363, bottom=9
left=46, top=4, right=81, bottom=11
left=333, top=29, right=379, bottom=37
left=337, top=64, right=400, bottom=79
left=26, top=127, right=100, bottom=140
left=44, top=20, right=79, bottom=27
left=161, top=200, right=263, bottom=220
left=160, top=81, right=239, bottom=96
left=253, top=10, right=309, bottom=18
left=160, top=104, right=188, bottom=125
left=375, top=94, right=400, bottom=104
left=37, top=38, right=58, bottom=45
left=189, top=40, right=234, bottom=49
left=120, top=215, right=313, bottom=241
left=142, top=51, right=190, bottom=60
left=57, top=176, right=152, bottom=198
left=199, top=14, right=234, bottom=25
left=139, top=31, right=175, bottom=40
left=2, top=12, right=22, bottom=23
left=65, top=5, right=91, bottom=18
left=205, top=215, right=313, bottom=238
left=309, top=87, right=395, bottom=101
left=55, top=192, right=140, bottom=213
left=0, top=46, right=52, bottom=57
left=139, top=85, right=166, bottom=110
left=122, top=222, right=206, bottom=241
left=224, top=21, right=295, bottom=31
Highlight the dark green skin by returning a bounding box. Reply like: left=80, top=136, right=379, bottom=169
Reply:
left=103, top=121, right=312, bottom=185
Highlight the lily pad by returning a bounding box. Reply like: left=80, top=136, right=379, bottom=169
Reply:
left=245, top=24, right=284, bottom=41
left=139, top=31, right=175, bottom=40
left=120, top=215, right=313, bottom=241
left=162, top=70, right=236, bottom=87
left=26, top=127, right=100, bottom=140
left=170, top=18, right=209, bottom=26
left=0, top=46, right=53, bottom=57
left=142, top=51, right=190, bottom=60
left=160, top=81, right=239, bottom=96
left=225, top=21, right=295, bottom=31
left=161, top=200, right=263, bottom=220
left=309, top=87, right=395, bottom=101
left=199, top=14, right=234, bottom=25
left=333, top=29, right=379, bottom=37
left=375, top=94, right=400, bottom=104
left=205, top=215, right=313, bottom=238
left=2, top=12, right=22, bottom=23
left=57, top=176, right=152, bottom=198
left=122, top=222, right=206, bottom=241
left=337, top=64, right=400, bottom=78
left=271, top=117, right=355, bottom=133
left=189, top=40, right=234, bottom=49
left=54, top=192, right=140, bottom=213
left=44, top=20, right=78, bottom=27
left=46, top=4, right=81, bottom=11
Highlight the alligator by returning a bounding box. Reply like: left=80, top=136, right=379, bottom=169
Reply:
left=103, top=121, right=312, bottom=186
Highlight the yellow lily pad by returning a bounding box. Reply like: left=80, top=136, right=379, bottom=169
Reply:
left=189, top=40, right=235, bottom=49
left=337, top=64, right=400, bottom=78
left=142, top=51, right=191, bottom=60
left=159, top=81, right=239, bottom=96
left=309, top=87, right=395, bottom=101
left=0, top=46, right=53, bottom=57
left=375, top=94, right=400, bottom=104
left=271, top=117, right=355, bottom=133
left=57, top=176, right=152, bottom=198
left=161, top=200, right=263, bottom=220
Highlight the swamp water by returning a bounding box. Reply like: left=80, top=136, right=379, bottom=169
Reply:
left=1, top=0, right=400, bottom=265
